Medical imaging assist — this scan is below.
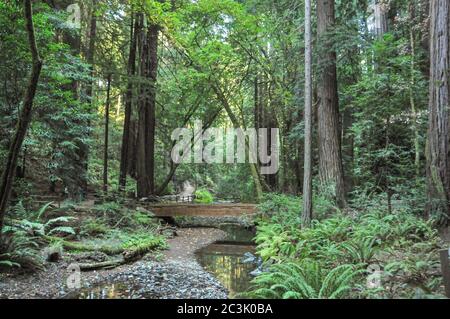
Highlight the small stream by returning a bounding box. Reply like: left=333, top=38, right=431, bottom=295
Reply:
left=66, top=224, right=257, bottom=299
left=196, top=224, right=257, bottom=298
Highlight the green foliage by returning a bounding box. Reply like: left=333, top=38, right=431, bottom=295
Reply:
left=249, top=260, right=362, bottom=299
left=251, top=194, right=445, bottom=299
left=17, top=216, right=76, bottom=237
left=80, top=218, right=110, bottom=237
left=121, top=233, right=168, bottom=252
left=0, top=227, right=44, bottom=271
left=194, top=188, right=214, bottom=204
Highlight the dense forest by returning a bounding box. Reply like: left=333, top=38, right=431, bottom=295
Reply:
left=0, top=0, right=450, bottom=300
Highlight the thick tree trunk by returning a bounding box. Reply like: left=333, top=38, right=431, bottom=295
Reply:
left=119, top=13, right=139, bottom=191
left=0, top=0, right=42, bottom=234
left=137, top=21, right=159, bottom=198
left=302, top=0, right=313, bottom=227
left=426, top=0, right=450, bottom=224
left=317, top=0, right=346, bottom=209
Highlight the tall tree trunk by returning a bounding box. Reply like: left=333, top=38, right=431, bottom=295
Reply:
left=81, top=0, right=98, bottom=193
left=119, top=13, right=139, bottom=191
left=426, top=0, right=450, bottom=225
left=0, top=0, right=42, bottom=234
left=103, top=74, right=112, bottom=194
left=137, top=21, right=159, bottom=198
left=317, top=0, right=346, bottom=209
left=302, top=0, right=313, bottom=227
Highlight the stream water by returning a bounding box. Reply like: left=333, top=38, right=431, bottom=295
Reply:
left=196, top=224, right=256, bottom=298
left=67, top=224, right=257, bottom=299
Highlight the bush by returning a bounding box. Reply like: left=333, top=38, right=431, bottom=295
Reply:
left=194, top=188, right=214, bottom=204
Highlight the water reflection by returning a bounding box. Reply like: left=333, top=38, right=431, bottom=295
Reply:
left=67, top=283, right=141, bottom=299
left=196, top=244, right=256, bottom=298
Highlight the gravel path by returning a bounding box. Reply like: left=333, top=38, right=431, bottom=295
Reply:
left=0, top=228, right=228, bottom=299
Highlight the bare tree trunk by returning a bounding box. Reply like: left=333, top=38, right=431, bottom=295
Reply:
left=426, top=0, right=450, bottom=225
left=137, top=21, right=159, bottom=198
left=103, top=74, right=112, bottom=194
left=119, top=13, right=139, bottom=191
left=0, top=0, right=42, bottom=234
left=147, top=24, right=158, bottom=195
left=302, top=0, right=313, bottom=227
left=317, top=0, right=346, bottom=209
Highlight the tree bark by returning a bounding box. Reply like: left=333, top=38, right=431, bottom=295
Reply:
left=137, top=21, right=159, bottom=198
left=302, top=0, right=313, bottom=227
left=119, top=13, right=139, bottom=191
left=426, top=0, right=450, bottom=225
left=317, top=0, right=346, bottom=209
left=0, top=0, right=43, bottom=234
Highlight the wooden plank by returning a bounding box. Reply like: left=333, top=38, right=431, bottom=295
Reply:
left=145, top=204, right=257, bottom=217
left=440, top=248, right=450, bottom=298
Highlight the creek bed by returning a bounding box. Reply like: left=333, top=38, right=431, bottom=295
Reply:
left=65, top=224, right=256, bottom=299
left=196, top=224, right=257, bottom=298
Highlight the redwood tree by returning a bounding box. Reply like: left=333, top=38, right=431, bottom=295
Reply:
left=317, top=0, right=346, bottom=209
left=137, top=21, right=159, bottom=197
left=302, top=0, right=313, bottom=227
left=426, top=0, right=450, bottom=225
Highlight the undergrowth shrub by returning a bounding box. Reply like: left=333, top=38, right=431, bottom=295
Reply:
left=194, top=188, right=214, bottom=204
left=250, top=194, right=445, bottom=299
left=248, top=260, right=362, bottom=299
left=0, top=226, right=44, bottom=271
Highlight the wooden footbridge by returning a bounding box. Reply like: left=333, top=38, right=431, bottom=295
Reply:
left=142, top=195, right=258, bottom=217
left=145, top=203, right=257, bottom=217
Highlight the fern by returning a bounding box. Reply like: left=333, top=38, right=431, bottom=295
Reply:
left=340, top=237, right=379, bottom=265
left=249, top=260, right=362, bottom=299
left=36, top=201, right=55, bottom=220
left=0, top=228, right=44, bottom=271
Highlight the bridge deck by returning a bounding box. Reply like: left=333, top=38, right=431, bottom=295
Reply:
left=145, top=203, right=257, bottom=217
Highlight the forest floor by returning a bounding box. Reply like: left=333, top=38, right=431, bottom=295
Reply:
left=0, top=227, right=229, bottom=299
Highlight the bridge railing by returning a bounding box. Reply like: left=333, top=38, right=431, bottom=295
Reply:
left=175, top=195, right=196, bottom=203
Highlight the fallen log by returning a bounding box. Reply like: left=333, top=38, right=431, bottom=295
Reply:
left=78, top=259, right=125, bottom=271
